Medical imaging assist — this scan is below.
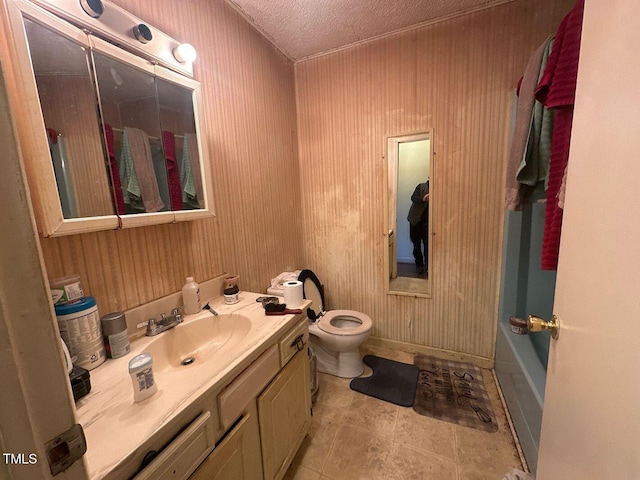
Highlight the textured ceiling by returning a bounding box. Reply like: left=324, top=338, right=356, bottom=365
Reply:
left=226, top=0, right=512, bottom=61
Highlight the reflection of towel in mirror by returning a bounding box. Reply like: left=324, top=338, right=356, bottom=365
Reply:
left=162, top=131, right=183, bottom=210
left=105, top=124, right=126, bottom=214
left=120, top=127, right=164, bottom=213
left=180, top=133, right=203, bottom=209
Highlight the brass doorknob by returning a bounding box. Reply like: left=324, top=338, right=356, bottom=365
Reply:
left=527, top=314, right=560, bottom=340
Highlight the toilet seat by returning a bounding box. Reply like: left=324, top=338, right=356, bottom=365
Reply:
left=317, top=310, right=372, bottom=336
left=299, top=269, right=372, bottom=336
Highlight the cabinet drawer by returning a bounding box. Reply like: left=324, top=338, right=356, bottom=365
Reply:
left=218, top=345, right=279, bottom=430
left=134, top=411, right=216, bottom=480
left=278, top=320, right=308, bottom=367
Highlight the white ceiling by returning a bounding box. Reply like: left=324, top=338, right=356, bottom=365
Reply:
left=226, top=0, right=512, bottom=61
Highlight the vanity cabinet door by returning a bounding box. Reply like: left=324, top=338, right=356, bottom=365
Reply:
left=190, top=407, right=262, bottom=480
left=257, top=348, right=311, bottom=480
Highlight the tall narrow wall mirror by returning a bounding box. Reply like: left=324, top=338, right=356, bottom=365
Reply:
left=386, top=131, right=433, bottom=297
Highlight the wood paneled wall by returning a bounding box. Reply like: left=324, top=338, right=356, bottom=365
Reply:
left=40, top=0, right=303, bottom=313
left=295, top=0, right=574, bottom=359
left=39, top=0, right=574, bottom=361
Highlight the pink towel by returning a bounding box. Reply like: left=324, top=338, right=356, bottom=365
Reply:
left=104, top=124, right=126, bottom=215
left=535, top=0, right=584, bottom=270
left=162, top=131, right=183, bottom=210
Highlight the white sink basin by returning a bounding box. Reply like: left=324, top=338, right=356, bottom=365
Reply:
left=144, top=313, right=251, bottom=373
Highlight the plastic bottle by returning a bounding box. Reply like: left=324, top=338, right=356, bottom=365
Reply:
left=182, top=277, right=201, bottom=314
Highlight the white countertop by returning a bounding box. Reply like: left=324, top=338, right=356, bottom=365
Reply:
left=75, top=292, right=308, bottom=479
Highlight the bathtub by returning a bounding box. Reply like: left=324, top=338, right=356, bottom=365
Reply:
left=495, top=204, right=554, bottom=474
left=495, top=323, right=547, bottom=473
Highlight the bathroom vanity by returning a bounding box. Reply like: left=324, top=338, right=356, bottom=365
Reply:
left=75, top=293, right=311, bottom=480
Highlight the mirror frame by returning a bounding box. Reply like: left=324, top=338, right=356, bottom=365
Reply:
left=385, top=129, right=434, bottom=298
left=1, top=0, right=214, bottom=237
left=3, top=1, right=120, bottom=235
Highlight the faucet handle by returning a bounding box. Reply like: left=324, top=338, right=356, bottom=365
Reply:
left=146, top=318, right=158, bottom=335
left=171, top=306, right=184, bottom=323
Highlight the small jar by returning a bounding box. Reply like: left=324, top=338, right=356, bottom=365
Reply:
left=101, top=311, right=130, bottom=359
left=509, top=316, right=528, bottom=335
left=224, top=284, right=239, bottom=304
left=223, top=275, right=240, bottom=304
left=128, top=353, right=157, bottom=402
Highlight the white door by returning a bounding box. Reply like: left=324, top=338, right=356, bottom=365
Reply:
left=0, top=59, right=89, bottom=478
left=536, top=0, right=640, bottom=478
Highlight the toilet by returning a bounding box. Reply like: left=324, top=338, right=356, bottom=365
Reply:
left=300, top=270, right=372, bottom=378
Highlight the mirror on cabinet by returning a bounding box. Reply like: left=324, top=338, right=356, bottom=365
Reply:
left=155, top=70, right=205, bottom=212
left=92, top=40, right=170, bottom=215
left=23, top=17, right=116, bottom=219
left=386, top=131, right=433, bottom=297
left=3, top=0, right=213, bottom=236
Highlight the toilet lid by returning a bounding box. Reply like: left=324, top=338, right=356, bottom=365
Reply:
left=318, top=310, right=372, bottom=336
left=298, top=269, right=324, bottom=319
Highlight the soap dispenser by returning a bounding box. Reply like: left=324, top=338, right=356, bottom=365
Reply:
left=182, top=277, right=201, bottom=314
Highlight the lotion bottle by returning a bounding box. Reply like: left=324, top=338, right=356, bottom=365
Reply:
left=182, top=277, right=201, bottom=314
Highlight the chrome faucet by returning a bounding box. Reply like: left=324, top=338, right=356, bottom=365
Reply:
left=145, top=307, right=185, bottom=336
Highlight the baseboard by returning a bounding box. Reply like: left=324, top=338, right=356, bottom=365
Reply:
left=364, top=336, right=494, bottom=369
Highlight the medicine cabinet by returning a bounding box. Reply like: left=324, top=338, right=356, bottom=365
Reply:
left=1, top=0, right=214, bottom=236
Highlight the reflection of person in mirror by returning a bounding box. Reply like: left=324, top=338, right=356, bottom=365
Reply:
left=407, top=180, right=429, bottom=275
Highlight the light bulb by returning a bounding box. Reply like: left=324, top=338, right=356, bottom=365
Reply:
left=173, top=43, right=197, bottom=63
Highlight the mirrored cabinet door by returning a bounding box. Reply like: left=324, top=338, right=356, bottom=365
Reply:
left=3, top=0, right=213, bottom=236
left=23, top=14, right=116, bottom=220
left=155, top=67, right=207, bottom=213
left=91, top=37, right=172, bottom=221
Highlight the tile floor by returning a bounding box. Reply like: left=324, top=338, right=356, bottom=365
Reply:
left=284, top=344, right=524, bottom=480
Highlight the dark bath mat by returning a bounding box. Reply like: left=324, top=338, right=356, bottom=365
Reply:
left=349, top=355, right=419, bottom=407
left=413, top=354, right=498, bottom=432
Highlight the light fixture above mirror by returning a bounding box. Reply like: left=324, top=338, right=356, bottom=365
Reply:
left=174, top=43, right=197, bottom=63
left=31, top=0, right=195, bottom=77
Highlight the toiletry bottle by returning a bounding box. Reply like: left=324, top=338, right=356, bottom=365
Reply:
left=128, top=353, right=157, bottom=402
left=101, top=311, right=131, bottom=359
left=182, top=277, right=201, bottom=314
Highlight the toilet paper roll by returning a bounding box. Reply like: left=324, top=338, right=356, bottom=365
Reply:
left=283, top=280, right=303, bottom=308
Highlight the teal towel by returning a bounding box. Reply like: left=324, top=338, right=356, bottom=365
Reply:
left=180, top=140, right=197, bottom=200
left=120, top=129, right=143, bottom=212
left=180, top=133, right=202, bottom=209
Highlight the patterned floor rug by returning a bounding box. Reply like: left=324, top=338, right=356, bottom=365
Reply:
left=413, top=354, right=498, bottom=432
